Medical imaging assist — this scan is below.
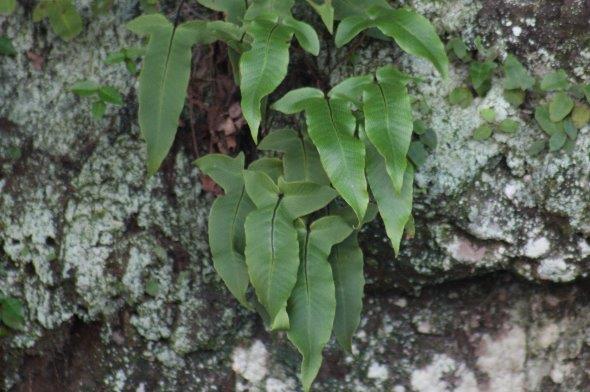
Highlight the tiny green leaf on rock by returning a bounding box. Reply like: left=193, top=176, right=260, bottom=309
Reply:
left=549, top=92, right=574, bottom=122
left=71, top=80, right=100, bottom=96
left=473, top=124, right=493, bottom=140
left=1, top=298, right=25, bottom=331
left=0, top=36, right=16, bottom=56
left=480, top=108, right=496, bottom=123
left=498, top=118, right=519, bottom=134
left=503, top=89, right=525, bottom=107
left=540, top=70, right=570, bottom=92
left=571, top=103, right=590, bottom=129
left=549, top=131, right=567, bottom=152
left=535, top=106, right=563, bottom=135
left=503, top=54, right=535, bottom=91
left=449, top=87, right=473, bottom=108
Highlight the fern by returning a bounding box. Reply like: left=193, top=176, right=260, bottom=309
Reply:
left=127, top=1, right=448, bottom=389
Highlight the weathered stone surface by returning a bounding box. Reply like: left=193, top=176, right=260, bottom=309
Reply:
left=0, top=0, right=589, bottom=391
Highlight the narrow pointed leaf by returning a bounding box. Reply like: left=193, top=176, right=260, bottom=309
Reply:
left=259, top=128, right=329, bottom=184
left=243, top=170, right=280, bottom=208
left=375, top=8, right=448, bottom=78
left=287, top=215, right=352, bottom=391
left=245, top=204, right=300, bottom=324
left=283, top=17, right=320, bottom=55
left=128, top=16, right=209, bottom=175
left=272, top=87, right=324, bottom=114
left=365, top=143, right=414, bottom=254
left=278, top=178, right=338, bottom=218
left=195, top=153, right=245, bottom=194
left=305, top=98, right=369, bottom=224
left=330, top=234, right=364, bottom=352
left=240, top=19, right=293, bottom=141
left=208, top=191, right=255, bottom=307
left=363, top=80, right=413, bottom=192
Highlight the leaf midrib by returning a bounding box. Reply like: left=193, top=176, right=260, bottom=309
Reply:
left=266, top=199, right=282, bottom=309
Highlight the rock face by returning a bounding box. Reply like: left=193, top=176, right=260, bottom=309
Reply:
left=0, top=0, right=589, bottom=391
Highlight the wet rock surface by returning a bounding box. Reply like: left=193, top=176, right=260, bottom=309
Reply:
left=1, top=0, right=589, bottom=391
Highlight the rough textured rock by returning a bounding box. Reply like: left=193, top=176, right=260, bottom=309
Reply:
left=0, top=0, right=589, bottom=391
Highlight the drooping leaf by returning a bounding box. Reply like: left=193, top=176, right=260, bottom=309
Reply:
left=540, top=70, right=570, bottom=92
left=306, top=0, right=334, bottom=33
left=287, top=215, right=353, bottom=392
left=330, top=233, right=364, bottom=352
left=304, top=98, right=369, bottom=224
left=363, top=80, right=413, bottom=192
left=245, top=203, right=300, bottom=324
left=365, top=142, right=414, bottom=254
left=1, top=298, right=25, bottom=331
left=240, top=19, right=293, bottom=142
left=128, top=15, right=209, bottom=175
left=283, top=17, right=320, bottom=55
left=196, top=154, right=254, bottom=307
left=259, top=128, right=329, bottom=184
left=503, top=54, right=534, bottom=91
left=375, top=8, right=448, bottom=78
left=548, top=92, right=574, bottom=122
left=278, top=178, right=338, bottom=218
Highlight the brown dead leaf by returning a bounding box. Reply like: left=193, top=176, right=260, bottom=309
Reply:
left=26, top=51, right=44, bottom=70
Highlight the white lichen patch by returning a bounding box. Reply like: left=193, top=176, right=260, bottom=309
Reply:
left=537, top=257, right=578, bottom=282
left=476, top=326, right=526, bottom=391
left=232, top=340, right=269, bottom=384
left=524, top=237, right=551, bottom=259
left=411, top=354, right=478, bottom=392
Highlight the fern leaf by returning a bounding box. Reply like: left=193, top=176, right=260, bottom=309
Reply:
left=197, top=0, right=246, bottom=23
left=328, top=74, right=373, bottom=105
left=330, top=233, right=364, bottom=352
left=334, top=15, right=375, bottom=47
left=375, top=8, right=448, bottom=78
left=128, top=15, right=209, bottom=175
left=287, top=215, right=353, bottom=392
left=363, top=80, right=412, bottom=192
left=245, top=203, right=300, bottom=325
left=365, top=142, right=414, bottom=254
left=243, top=170, right=280, bottom=208
left=248, top=157, right=284, bottom=182
left=195, top=153, right=254, bottom=307
left=271, top=87, right=324, bottom=114
left=305, top=98, right=369, bottom=225
left=240, top=19, right=293, bottom=142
